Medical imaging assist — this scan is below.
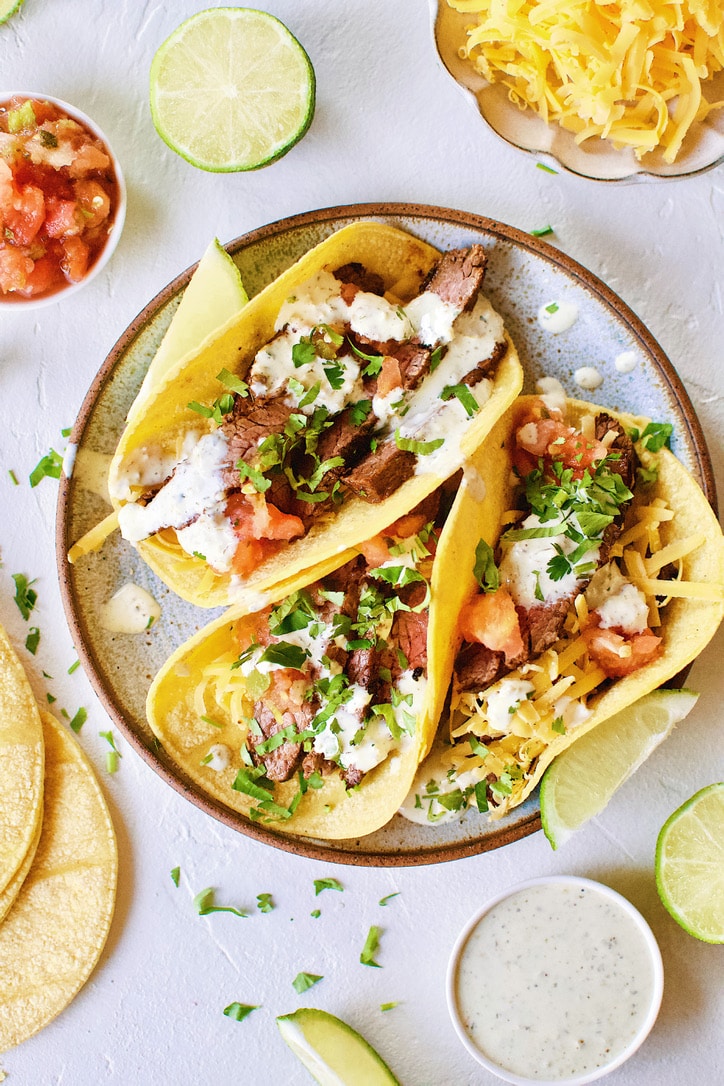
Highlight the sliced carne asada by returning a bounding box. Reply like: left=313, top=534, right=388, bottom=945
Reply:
left=248, top=697, right=314, bottom=783
left=460, top=337, right=509, bottom=388
left=333, top=262, right=386, bottom=297
left=595, top=411, right=638, bottom=490
left=219, top=390, right=296, bottom=488
left=342, top=440, right=417, bottom=503
left=422, top=244, right=487, bottom=311
left=455, top=641, right=507, bottom=692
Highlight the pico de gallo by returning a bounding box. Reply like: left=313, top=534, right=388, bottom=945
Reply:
left=0, top=96, right=121, bottom=301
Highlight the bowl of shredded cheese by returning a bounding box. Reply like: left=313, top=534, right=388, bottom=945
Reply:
left=432, top=0, right=724, bottom=181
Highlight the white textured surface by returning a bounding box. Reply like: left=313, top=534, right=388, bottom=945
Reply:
left=1, top=2, right=723, bottom=1084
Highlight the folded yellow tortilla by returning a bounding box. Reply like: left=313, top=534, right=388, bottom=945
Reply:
left=411, top=397, right=724, bottom=820
left=146, top=494, right=465, bottom=840
left=107, top=221, right=523, bottom=608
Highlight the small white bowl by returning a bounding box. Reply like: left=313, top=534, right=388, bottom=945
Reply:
left=0, top=92, right=126, bottom=310
left=447, top=876, right=664, bottom=1085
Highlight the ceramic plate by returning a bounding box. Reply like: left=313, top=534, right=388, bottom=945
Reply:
left=56, top=203, right=714, bottom=866
left=432, top=2, right=724, bottom=183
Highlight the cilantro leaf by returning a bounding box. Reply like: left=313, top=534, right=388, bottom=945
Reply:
left=256, top=893, right=274, bottom=913
left=12, top=573, right=37, bottom=620
left=29, top=449, right=63, bottom=487
left=25, top=627, right=40, bottom=655
left=639, top=421, right=672, bottom=452
left=349, top=399, right=373, bottom=426
left=314, top=877, right=343, bottom=896
left=216, top=368, right=249, bottom=397
left=378, top=893, right=399, bottom=907
left=236, top=460, right=270, bottom=493
left=170, top=866, right=180, bottom=887
left=473, top=539, right=499, bottom=594
left=223, top=1002, right=259, bottom=1022
left=360, top=925, right=382, bottom=967
left=440, top=383, right=479, bottom=418
left=193, top=887, right=247, bottom=918
left=292, top=971, right=323, bottom=994
left=394, top=430, right=444, bottom=456
left=69, top=707, right=87, bottom=734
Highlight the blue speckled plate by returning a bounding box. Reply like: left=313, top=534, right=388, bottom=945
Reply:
left=56, top=203, right=715, bottom=866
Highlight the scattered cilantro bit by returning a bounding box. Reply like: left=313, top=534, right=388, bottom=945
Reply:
left=170, top=866, right=180, bottom=887
left=360, top=925, right=382, bottom=968
left=201, top=715, right=223, bottom=730
left=12, top=573, right=37, bottom=620
left=68, top=707, right=87, bottom=734
left=25, top=627, right=40, bottom=655
left=639, top=421, right=672, bottom=452
left=530, top=225, right=554, bottom=237
left=46, top=692, right=56, bottom=704
left=67, top=659, right=80, bottom=675
left=236, top=460, right=271, bottom=493
left=551, top=716, right=566, bottom=734
left=188, top=394, right=234, bottom=425
left=378, top=893, right=399, bottom=907
left=637, top=463, right=659, bottom=485
left=429, top=346, right=443, bottom=373
left=394, top=430, right=444, bottom=457
left=292, top=971, right=323, bottom=994
left=257, top=893, right=274, bottom=913
left=533, top=569, right=544, bottom=602
left=440, top=383, right=479, bottom=418
left=258, top=643, right=309, bottom=670
left=8, top=469, right=18, bottom=486
left=311, top=909, right=321, bottom=918
left=106, top=750, right=119, bottom=774
left=349, top=399, right=373, bottom=426
left=193, top=887, right=247, bottom=918
left=380, top=1002, right=399, bottom=1012
left=61, top=426, right=72, bottom=438
left=314, top=877, right=343, bottom=896
left=223, top=1002, right=259, bottom=1022
left=216, top=368, right=249, bottom=397
left=292, top=339, right=317, bottom=367
left=473, top=539, right=499, bottom=594
left=545, top=301, right=560, bottom=314
left=29, top=449, right=63, bottom=487
left=536, top=162, right=558, bottom=173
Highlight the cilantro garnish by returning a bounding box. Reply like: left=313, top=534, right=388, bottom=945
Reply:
left=347, top=339, right=383, bottom=374
left=258, top=643, right=309, bottom=670
left=440, top=383, right=479, bottom=418
left=29, top=448, right=63, bottom=487
left=12, top=573, right=37, bottom=620
left=530, top=225, right=554, bottom=237
left=544, top=301, right=559, bottom=314
left=188, top=394, right=234, bottom=425
left=170, top=867, right=180, bottom=887
left=378, top=893, right=399, bottom=907
left=8, top=469, right=18, bottom=486
left=536, top=162, right=558, bottom=173
left=216, top=368, right=249, bottom=397
left=473, top=539, right=499, bottom=594
left=67, top=659, right=80, bottom=674
left=551, top=717, right=566, bottom=734
left=69, top=707, right=87, bottom=734
left=323, top=361, right=346, bottom=390
left=256, top=893, right=274, bottom=913
left=637, top=464, right=659, bottom=485
left=349, top=399, right=373, bottom=426
left=314, top=877, right=343, bottom=896
left=360, top=925, right=382, bottom=967
left=380, top=1002, right=399, bottom=1012
left=25, top=627, right=40, bottom=655
left=292, top=338, right=317, bottom=368
left=232, top=768, right=297, bottom=821
left=311, top=909, right=321, bottom=918
left=223, top=1002, right=259, bottom=1022
left=639, top=421, right=672, bottom=452
left=429, top=346, right=443, bottom=373
left=394, top=430, right=444, bottom=457
left=193, top=887, right=247, bottom=918
left=292, top=972, right=323, bottom=994
left=236, top=460, right=271, bottom=493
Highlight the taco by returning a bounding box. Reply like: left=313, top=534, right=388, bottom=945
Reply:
left=146, top=484, right=463, bottom=839
left=400, top=391, right=724, bottom=824
left=107, top=221, right=522, bottom=607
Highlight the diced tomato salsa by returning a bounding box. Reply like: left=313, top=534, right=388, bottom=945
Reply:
left=0, top=96, right=120, bottom=301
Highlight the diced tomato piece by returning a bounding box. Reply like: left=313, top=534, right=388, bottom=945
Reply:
left=0, top=247, right=34, bottom=293
left=67, top=141, right=111, bottom=178
left=357, top=534, right=392, bottom=567
left=263, top=501, right=305, bottom=542
left=386, top=512, right=429, bottom=539
left=377, top=355, right=403, bottom=397
left=513, top=404, right=608, bottom=480
left=24, top=254, right=62, bottom=296
left=231, top=539, right=269, bottom=578
left=226, top=492, right=305, bottom=576
left=73, top=179, right=111, bottom=228
left=459, top=587, right=525, bottom=664
left=60, top=236, right=89, bottom=282
left=5, top=183, right=45, bottom=246
left=44, top=196, right=82, bottom=238
left=582, top=621, right=662, bottom=678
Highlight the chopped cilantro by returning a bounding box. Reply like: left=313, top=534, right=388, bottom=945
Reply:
left=25, top=627, right=40, bottom=655
left=12, top=573, right=37, bottom=620
left=8, top=469, right=18, bottom=486
left=292, top=338, right=317, bottom=367
left=380, top=1002, right=399, bottom=1012
left=201, top=715, right=223, bottom=729
left=429, top=346, right=443, bottom=373
left=394, top=430, right=444, bottom=457
left=193, top=887, right=247, bottom=918
left=192, top=550, right=206, bottom=561
left=170, top=866, right=180, bottom=887
left=311, top=909, right=321, bottom=918
left=223, top=1002, right=259, bottom=1022
left=69, top=707, right=87, bottom=734
left=216, top=368, right=249, bottom=397
left=378, top=893, right=399, bottom=907
left=473, top=539, right=499, bottom=594
left=314, top=877, right=343, bottom=896
left=637, top=463, right=659, bottom=485
left=46, top=692, right=56, bottom=704
left=536, top=162, right=559, bottom=173
left=236, top=460, right=271, bottom=493
left=258, top=643, right=309, bottom=670
left=349, top=399, right=373, bottom=426
left=551, top=717, right=566, bottom=734
left=256, top=893, right=274, bottom=913
left=360, top=925, right=382, bottom=967
left=530, top=225, right=554, bottom=237
left=639, top=421, right=672, bottom=452
left=67, top=659, right=80, bottom=674
left=292, top=971, right=323, bottom=994
left=29, top=449, right=63, bottom=487
left=533, top=570, right=544, bottom=602
left=544, top=302, right=560, bottom=314
left=440, top=383, right=479, bottom=418
left=106, top=750, right=119, bottom=774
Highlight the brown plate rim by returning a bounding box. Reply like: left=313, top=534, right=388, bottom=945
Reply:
left=56, top=201, right=716, bottom=866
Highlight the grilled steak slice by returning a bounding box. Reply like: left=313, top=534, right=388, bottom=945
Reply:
left=342, top=440, right=416, bottom=503
left=423, top=244, right=487, bottom=311
left=333, top=262, right=386, bottom=297
left=523, top=598, right=571, bottom=656
left=343, top=765, right=364, bottom=788
left=455, top=642, right=507, bottom=692
left=595, top=412, right=637, bottom=490
left=460, top=338, right=508, bottom=387
left=390, top=341, right=432, bottom=393
left=315, top=403, right=377, bottom=466
left=248, top=696, right=316, bottom=783
left=301, top=751, right=336, bottom=779
left=220, top=391, right=295, bottom=488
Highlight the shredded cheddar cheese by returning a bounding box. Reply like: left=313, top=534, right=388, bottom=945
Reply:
left=448, top=0, right=724, bottom=162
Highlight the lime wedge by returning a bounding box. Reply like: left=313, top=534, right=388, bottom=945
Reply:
left=277, top=1008, right=401, bottom=1086
left=655, top=782, right=724, bottom=943
left=149, top=8, right=315, bottom=172
left=137, top=238, right=248, bottom=402
left=540, top=688, right=699, bottom=849
left=0, top=0, right=24, bottom=24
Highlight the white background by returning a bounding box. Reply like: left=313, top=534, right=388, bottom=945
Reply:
left=1, top=2, right=722, bottom=1084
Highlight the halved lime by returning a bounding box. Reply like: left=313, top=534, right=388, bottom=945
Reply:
left=137, top=237, right=248, bottom=402
left=655, top=782, right=724, bottom=943
left=0, top=0, right=24, bottom=25
left=149, top=8, right=315, bottom=172
left=277, top=1007, right=401, bottom=1086
left=540, top=689, right=699, bottom=850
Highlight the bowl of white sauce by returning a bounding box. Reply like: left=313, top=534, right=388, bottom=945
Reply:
left=447, top=876, right=664, bottom=1085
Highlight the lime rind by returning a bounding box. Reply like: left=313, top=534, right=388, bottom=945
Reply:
left=655, top=781, right=724, bottom=944
left=0, top=0, right=24, bottom=25
left=149, top=8, right=316, bottom=172
left=277, top=1008, right=401, bottom=1086
left=540, top=688, right=699, bottom=850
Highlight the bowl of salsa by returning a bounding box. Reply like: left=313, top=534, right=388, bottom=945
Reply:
left=0, top=93, right=126, bottom=307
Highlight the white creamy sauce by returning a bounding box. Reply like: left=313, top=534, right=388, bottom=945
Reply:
left=99, top=582, right=161, bottom=634
left=535, top=375, right=567, bottom=416
left=405, top=291, right=458, bottom=345
left=203, top=744, right=231, bottom=773
left=455, top=882, right=658, bottom=1081
left=176, top=511, right=239, bottom=573
left=551, top=694, right=591, bottom=731
left=251, top=329, right=364, bottom=416
left=61, top=442, right=77, bottom=479
left=499, top=514, right=597, bottom=609
left=596, top=581, right=649, bottom=634
left=574, top=365, right=604, bottom=391
left=537, top=300, right=579, bottom=333
left=615, top=350, right=638, bottom=373
left=111, top=432, right=199, bottom=502
left=398, top=740, right=477, bottom=825
left=484, top=678, right=535, bottom=734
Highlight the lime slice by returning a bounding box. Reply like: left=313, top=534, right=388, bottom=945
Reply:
left=149, top=8, right=315, bottom=172
left=655, top=782, right=724, bottom=943
left=540, top=689, right=699, bottom=850
left=0, top=0, right=24, bottom=25
left=136, top=238, right=248, bottom=402
left=277, top=1008, right=401, bottom=1086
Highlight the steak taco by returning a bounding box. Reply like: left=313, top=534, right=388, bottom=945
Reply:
left=107, top=222, right=522, bottom=607
left=400, top=391, right=724, bottom=824
left=147, top=485, right=462, bottom=839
